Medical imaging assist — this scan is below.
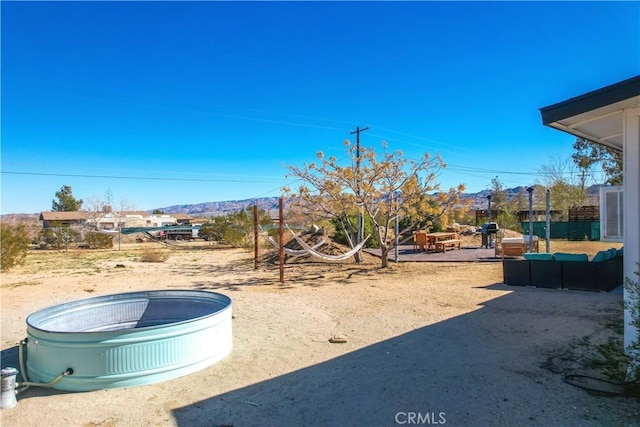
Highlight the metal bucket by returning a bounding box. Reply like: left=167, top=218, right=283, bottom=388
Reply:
left=25, top=290, right=232, bottom=391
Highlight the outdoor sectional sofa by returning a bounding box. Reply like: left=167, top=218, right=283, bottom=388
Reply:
left=502, top=247, right=623, bottom=292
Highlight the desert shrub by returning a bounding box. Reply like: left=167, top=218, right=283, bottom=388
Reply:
left=84, top=232, right=114, bottom=249
left=202, top=208, right=272, bottom=248
left=589, top=337, right=632, bottom=382
left=39, top=226, right=79, bottom=249
left=625, top=264, right=640, bottom=381
left=1, top=224, right=31, bottom=271
left=198, top=222, right=222, bottom=242
left=139, top=247, right=170, bottom=263
left=599, top=265, right=640, bottom=382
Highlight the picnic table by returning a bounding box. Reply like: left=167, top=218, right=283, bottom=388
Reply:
left=413, top=231, right=461, bottom=252
left=427, top=232, right=461, bottom=252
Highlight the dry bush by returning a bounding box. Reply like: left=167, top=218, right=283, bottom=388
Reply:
left=139, top=247, right=170, bottom=263
left=84, top=232, right=114, bottom=249
left=1, top=224, right=31, bottom=271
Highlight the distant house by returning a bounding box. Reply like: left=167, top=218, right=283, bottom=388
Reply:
left=88, top=212, right=190, bottom=229
left=39, top=211, right=191, bottom=231
left=39, top=211, right=93, bottom=230
left=171, top=214, right=193, bottom=225
left=189, top=217, right=211, bottom=225
left=89, top=211, right=151, bottom=229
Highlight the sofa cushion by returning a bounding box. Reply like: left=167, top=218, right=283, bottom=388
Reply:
left=553, top=252, right=589, bottom=262
left=592, top=250, right=611, bottom=262
left=501, top=238, right=524, bottom=244
left=524, top=253, right=554, bottom=261
left=617, top=246, right=624, bottom=258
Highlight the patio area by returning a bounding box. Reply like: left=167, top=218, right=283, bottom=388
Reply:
left=365, top=244, right=501, bottom=262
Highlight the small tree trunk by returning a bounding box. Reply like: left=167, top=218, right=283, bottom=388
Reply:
left=349, top=228, right=363, bottom=264
left=380, top=245, right=390, bottom=268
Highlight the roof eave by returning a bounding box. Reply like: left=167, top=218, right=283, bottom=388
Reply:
left=540, top=75, right=640, bottom=126
left=545, top=122, right=623, bottom=151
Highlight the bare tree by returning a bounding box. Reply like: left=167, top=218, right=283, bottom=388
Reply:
left=537, top=156, right=588, bottom=220
left=572, top=137, right=622, bottom=186
left=286, top=141, right=467, bottom=268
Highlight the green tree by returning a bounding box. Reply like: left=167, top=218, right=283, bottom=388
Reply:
left=200, top=209, right=271, bottom=247
left=287, top=141, right=467, bottom=268
left=572, top=137, right=623, bottom=186
left=488, top=176, right=508, bottom=207
left=52, top=185, right=83, bottom=211
left=487, top=177, right=522, bottom=232
left=39, top=221, right=79, bottom=249
left=1, top=224, right=31, bottom=270
left=330, top=214, right=379, bottom=248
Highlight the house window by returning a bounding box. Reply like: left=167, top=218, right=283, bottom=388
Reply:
left=600, top=186, right=623, bottom=242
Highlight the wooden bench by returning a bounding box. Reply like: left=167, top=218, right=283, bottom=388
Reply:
left=498, top=238, right=526, bottom=258
left=435, top=239, right=461, bottom=253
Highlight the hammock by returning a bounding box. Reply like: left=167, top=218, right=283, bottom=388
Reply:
left=261, top=226, right=327, bottom=256
left=286, top=225, right=370, bottom=262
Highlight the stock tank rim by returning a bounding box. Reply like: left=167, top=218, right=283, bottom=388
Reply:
left=26, top=289, right=232, bottom=333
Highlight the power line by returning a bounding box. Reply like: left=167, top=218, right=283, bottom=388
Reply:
left=1, top=162, right=285, bottom=180
left=2, top=160, right=608, bottom=188
left=369, top=126, right=480, bottom=155
left=1, top=170, right=287, bottom=184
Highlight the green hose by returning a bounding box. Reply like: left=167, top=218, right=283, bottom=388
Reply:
left=16, top=338, right=73, bottom=393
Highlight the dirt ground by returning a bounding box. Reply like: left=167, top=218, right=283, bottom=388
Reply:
left=1, top=241, right=638, bottom=426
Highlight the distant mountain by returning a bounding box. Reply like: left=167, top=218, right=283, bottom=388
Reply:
left=153, top=197, right=283, bottom=217
left=152, top=185, right=603, bottom=217
left=0, top=185, right=605, bottom=219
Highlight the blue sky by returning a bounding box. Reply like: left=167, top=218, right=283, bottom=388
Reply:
left=2, top=1, right=639, bottom=214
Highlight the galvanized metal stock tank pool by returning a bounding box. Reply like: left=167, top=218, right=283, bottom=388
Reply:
left=25, top=290, right=232, bottom=391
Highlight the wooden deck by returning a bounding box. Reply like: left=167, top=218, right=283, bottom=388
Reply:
left=365, top=245, right=503, bottom=262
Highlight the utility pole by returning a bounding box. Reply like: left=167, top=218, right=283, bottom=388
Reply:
left=279, top=196, right=284, bottom=283
left=351, top=126, right=369, bottom=161
left=545, top=189, right=551, bottom=253
left=253, top=203, right=258, bottom=270
left=350, top=125, right=369, bottom=263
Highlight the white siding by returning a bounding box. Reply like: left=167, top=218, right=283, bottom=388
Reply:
left=600, top=186, right=624, bottom=242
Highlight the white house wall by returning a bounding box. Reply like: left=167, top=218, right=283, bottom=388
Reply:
left=93, top=215, right=178, bottom=229
left=624, top=107, right=640, bottom=350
